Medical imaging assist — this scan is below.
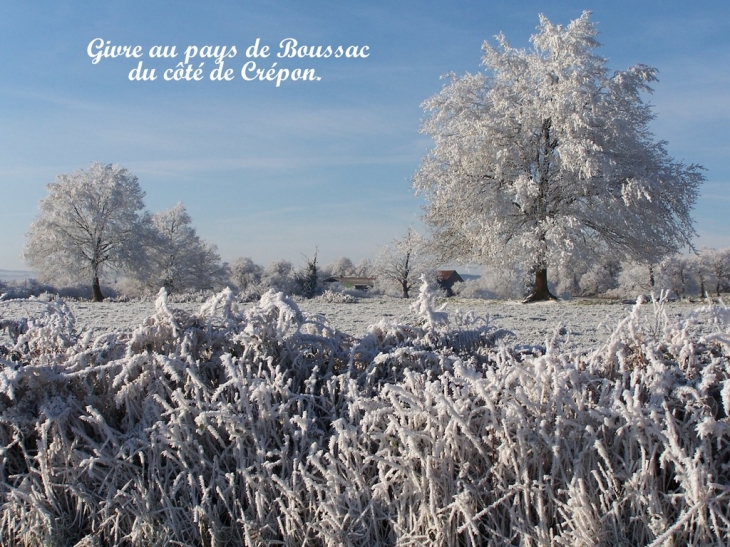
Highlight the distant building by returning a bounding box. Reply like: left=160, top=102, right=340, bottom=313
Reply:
left=437, top=270, right=464, bottom=296
left=324, top=276, right=376, bottom=291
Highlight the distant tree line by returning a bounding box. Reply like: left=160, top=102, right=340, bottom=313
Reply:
left=456, top=248, right=730, bottom=301
left=21, top=162, right=721, bottom=303
left=23, top=163, right=228, bottom=301
left=20, top=165, right=382, bottom=302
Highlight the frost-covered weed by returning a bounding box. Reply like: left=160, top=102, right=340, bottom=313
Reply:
left=0, top=281, right=728, bottom=546
left=317, top=290, right=359, bottom=304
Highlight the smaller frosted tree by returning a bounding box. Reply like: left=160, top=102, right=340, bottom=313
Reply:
left=229, top=257, right=264, bottom=291
left=324, top=256, right=356, bottom=278
left=133, top=203, right=226, bottom=293
left=375, top=229, right=430, bottom=298
left=693, top=251, right=713, bottom=298
left=700, top=247, right=730, bottom=296
left=657, top=255, right=697, bottom=299
left=263, top=260, right=295, bottom=293
left=617, top=260, right=656, bottom=297
left=23, top=162, right=146, bottom=301
left=577, top=258, right=621, bottom=296
left=354, top=258, right=374, bottom=277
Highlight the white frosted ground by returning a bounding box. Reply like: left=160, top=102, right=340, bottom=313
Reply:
left=298, top=296, right=713, bottom=352
left=1, top=294, right=716, bottom=353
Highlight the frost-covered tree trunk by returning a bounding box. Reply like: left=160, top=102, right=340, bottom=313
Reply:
left=23, top=162, right=147, bottom=302
left=525, top=119, right=560, bottom=301
left=91, top=274, right=103, bottom=302
left=526, top=267, right=555, bottom=302
left=413, top=12, right=705, bottom=303
left=400, top=250, right=412, bottom=298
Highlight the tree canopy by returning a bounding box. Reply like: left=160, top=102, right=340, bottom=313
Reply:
left=23, top=162, right=146, bottom=301
left=413, top=12, right=705, bottom=301
left=131, top=202, right=227, bottom=293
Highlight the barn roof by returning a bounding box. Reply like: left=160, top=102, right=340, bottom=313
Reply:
left=437, top=270, right=464, bottom=284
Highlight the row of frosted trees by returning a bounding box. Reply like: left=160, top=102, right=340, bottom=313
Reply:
left=456, top=248, right=730, bottom=301
left=22, top=163, right=227, bottom=301
left=19, top=162, right=728, bottom=302
left=19, top=163, right=416, bottom=301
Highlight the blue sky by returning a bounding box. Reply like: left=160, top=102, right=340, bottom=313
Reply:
left=1, top=1, right=728, bottom=271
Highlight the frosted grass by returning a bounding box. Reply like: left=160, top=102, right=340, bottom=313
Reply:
left=4, top=293, right=707, bottom=352
left=0, top=284, right=728, bottom=545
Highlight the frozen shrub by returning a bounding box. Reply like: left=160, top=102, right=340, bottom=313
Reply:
left=294, top=252, right=321, bottom=299
left=262, top=259, right=296, bottom=294
left=236, top=285, right=262, bottom=302
left=454, top=275, right=498, bottom=299
left=318, top=289, right=358, bottom=304
left=0, top=280, right=729, bottom=545
left=229, top=256, right=264, bottom=291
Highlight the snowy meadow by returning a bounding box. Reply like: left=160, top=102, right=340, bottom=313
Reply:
left=58, top=294, right=715, bottom=352
left=1, top=285, right=729, bottom=546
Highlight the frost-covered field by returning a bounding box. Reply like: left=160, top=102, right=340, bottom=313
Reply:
left=0, top=284, right=716, bottom=354
left=299, top=296, right=711, bottom=352
left=0, top=286, right=729, bottom=545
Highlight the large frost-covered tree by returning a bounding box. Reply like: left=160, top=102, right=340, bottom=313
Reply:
left=413, top=12, right=705, bottom=301
left=132, top=202, right=227, bottom=293
left=23, top=162, right=146, bottom=301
